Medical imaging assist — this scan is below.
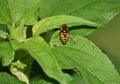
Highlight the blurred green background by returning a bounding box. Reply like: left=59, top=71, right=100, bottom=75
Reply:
left=87, top=13, right=120, bottom=73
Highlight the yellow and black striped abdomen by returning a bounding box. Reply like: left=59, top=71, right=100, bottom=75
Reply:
left=60, top=32, right=69, bottom=44
left=60, top=24, right=69, bottom=45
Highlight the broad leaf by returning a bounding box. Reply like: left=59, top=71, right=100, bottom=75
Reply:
left=0, top=30, right=8, bottom=39
left=39, top=0, right=120, bottom=24
left=32, top=15, right=101, bottom=36
left=0, top=0, right=12, bottom=24
left=103, top=49, right=120, bottom=74
left=52, top=35, right=120, bottom=84
left=0, top=42, right=14, bottom=66
left=0, top=72, right=25, bottom=84
left=70, top=28, right=95, bottom=36
left=24, top=0, right=40, bottom=25
left=10, top=36, right=72, bottom=84
left=0, top=0, right=40, bottom=25
left=70, top=25, right=96, bottom=36
left=0, top=0, right=24, bottom=24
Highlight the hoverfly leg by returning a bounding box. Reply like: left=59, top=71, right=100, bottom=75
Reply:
left=69, top=34, right=77, bottom=43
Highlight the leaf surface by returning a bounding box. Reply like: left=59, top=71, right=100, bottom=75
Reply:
left=0, top=0, right=39, bottom=25
left=39, top=0, right=120, bottom=24
left=0, top=42, right=14, bottom=66
left=10, top=36, right=72, bottom=84
left=32, top=15, right=101, bottom=36
left=0, top=72, right=25, bottom=84
left=52, top=35, right=120, bottom=84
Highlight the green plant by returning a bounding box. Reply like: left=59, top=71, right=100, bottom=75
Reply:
left=0, top=0, right=120, bottom=84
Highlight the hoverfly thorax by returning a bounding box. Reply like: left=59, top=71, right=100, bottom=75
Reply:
left=60, top=24, right=69, bottom=45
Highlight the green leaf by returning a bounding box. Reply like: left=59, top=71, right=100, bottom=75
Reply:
left=0, top=0, right=24, bottom=24
left=0, top=30, right=8, bottom=39
left=0, top=0, right=40, bottom=25
left=0, top=42, right=14, bottom=66
left=32, top=79, right=53, bottom=84
left=71, top=28, right=95, bottom=36
left=24, top=36, right=72, bottom=84
left=52, top=35, right=120, bottom=84
left=0, top=72, right=25, bottom=84
left=0, top=0, right=12, bottom=24
left=8, top=21, right=27, bottom=42
left=103, top=49, right=120, bottom=74
left=0, top=13, right=6, bottom=24
left=39, top=0, right=120, bottom=24
left=24, top=0, right=40, bottom=25
left=70, top=25, right=96, bottom=36
left=71, top=73, right=87, bottom=84
left=10, top=36, right=72, bottom=84
left=32, top=15, right=101, bottom=36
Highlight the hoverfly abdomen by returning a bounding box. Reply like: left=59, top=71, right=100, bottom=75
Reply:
left=60, top=24, right=69, bottom=45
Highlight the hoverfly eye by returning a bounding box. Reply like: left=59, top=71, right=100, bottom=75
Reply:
left=62, top=24, right=68, bottom=28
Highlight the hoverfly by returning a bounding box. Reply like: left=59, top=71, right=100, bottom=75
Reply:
left=60, top=24, right=69, bottom=45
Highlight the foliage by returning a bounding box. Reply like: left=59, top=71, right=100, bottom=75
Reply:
left=0, top=0, right=120, bottom=84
